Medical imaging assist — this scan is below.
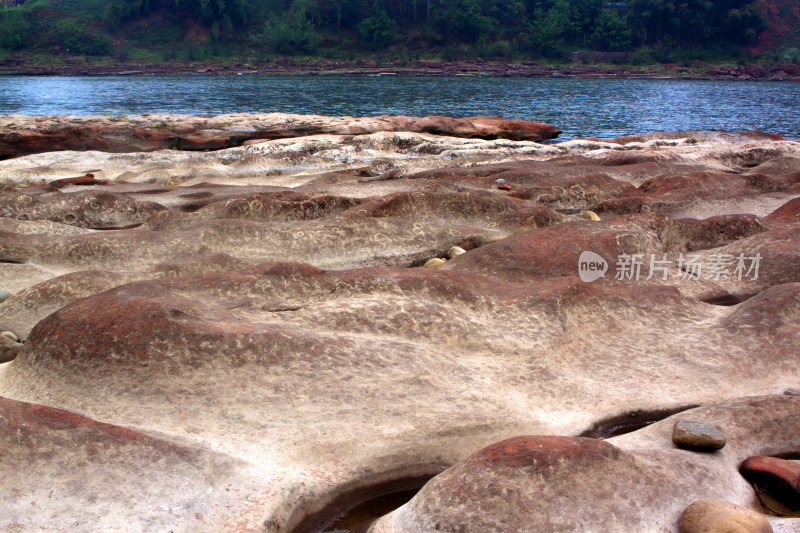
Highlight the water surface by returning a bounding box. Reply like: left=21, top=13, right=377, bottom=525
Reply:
left=1, top=75, right=798, bottom=139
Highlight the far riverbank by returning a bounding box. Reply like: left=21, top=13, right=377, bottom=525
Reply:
left=1, top=56, right=799, bottom=81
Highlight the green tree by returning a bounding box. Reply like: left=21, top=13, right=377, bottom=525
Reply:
left=0, top=12, right=32, bottom=50
left=50, top=18, right=114, bottom=56
left=629, top=0, right=766, bottom=48
left=357, top=8, right=399, bottom=49
left=173, top=0, right=253, bottom=38
left=527, top=0, right=602, bottom=52
left=528, top=3, right=568, bottom=55
left=431, top=0, right=495, bottom=44
left=265, top=12, right=319, bottom=54
left=589, top=9, right=633, bottom=51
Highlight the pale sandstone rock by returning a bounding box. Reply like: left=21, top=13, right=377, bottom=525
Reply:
left=0, top=125, right=798, bottom=532
left=422, top=258, right=447, bottom=269
left=370, top=396, right=798, bottom=533
left=679, top=500, right=773, bottom=533
left=446, top=246, right=466, bottom=259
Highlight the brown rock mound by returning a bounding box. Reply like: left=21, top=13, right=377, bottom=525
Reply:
left=370, top=395, right=800, bottom=533
left=0, top=113, right=561, bottom=159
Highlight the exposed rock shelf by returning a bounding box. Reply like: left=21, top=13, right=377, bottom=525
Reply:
left=0, top=118, right=798, bottom=532
left=0, top=113, right=562, bottom=160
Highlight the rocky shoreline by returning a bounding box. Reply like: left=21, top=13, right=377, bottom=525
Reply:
left=1, top=56, right=799, bottom=81
left=0, top=114, right=799, bottom=532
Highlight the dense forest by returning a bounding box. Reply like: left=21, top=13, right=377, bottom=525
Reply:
left=0, top=0, right=795, bottom=63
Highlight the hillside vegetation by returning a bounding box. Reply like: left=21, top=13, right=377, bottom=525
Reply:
left=0, top=0, right=797, bottom=64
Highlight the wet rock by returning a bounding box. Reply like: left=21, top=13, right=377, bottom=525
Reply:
left=679, top=500, right=772, bottom=533
left=672, top=419, right=726, bottom=451
left=740, top=456, right=800, bottom=512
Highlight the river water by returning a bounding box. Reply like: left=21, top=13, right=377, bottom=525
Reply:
left=0, top=75, right=798, bottom=140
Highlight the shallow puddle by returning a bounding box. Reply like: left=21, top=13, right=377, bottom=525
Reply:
left=319, top=489, right=420, bottom=533
left=580, top=404, right=699, bottom=439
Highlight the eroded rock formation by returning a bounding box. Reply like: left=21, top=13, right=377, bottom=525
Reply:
left=0, top=113, right=562, bottom=159
left=0, top=116, right=798, bottom=532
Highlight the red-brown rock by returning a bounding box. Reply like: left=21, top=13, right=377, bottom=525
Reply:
left=764, top=197, right=800, bottom=226
left=740, top=456, right=800, bottom=511
left=49, top=173, right=109, bottom=188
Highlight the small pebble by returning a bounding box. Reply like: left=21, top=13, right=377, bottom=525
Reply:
left=423, top=258, right=447, bottom=269
left=582, top=210, right=601, bottom=221
left=497, top=184, right=512, bottom=191
left=495, top=179, right=506, bottom=184
left=672, top=419, right=726, bottom=451
left=784, top=387, right=800, bottom=396
left=1, top=331, right=19, bottom=343
left=447, top=246, right=466, bottom=259
left=679, top=499, right=772, bottom=533
left=0, top=289, right=10, bottom=303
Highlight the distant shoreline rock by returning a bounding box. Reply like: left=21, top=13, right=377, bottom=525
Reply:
left=0, top=113, right=562, bottom=160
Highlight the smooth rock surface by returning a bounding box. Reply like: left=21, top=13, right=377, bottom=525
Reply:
left=0, top=123, right=798, bottom=532
left=679, top=499, right=773, bottom=533
left=370, top=396, right=800, bottom=533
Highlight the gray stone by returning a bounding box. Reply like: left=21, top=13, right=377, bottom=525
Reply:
left=673, top=419, right=726, bottom=451
left=784, top=387, right=800, bottom=396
